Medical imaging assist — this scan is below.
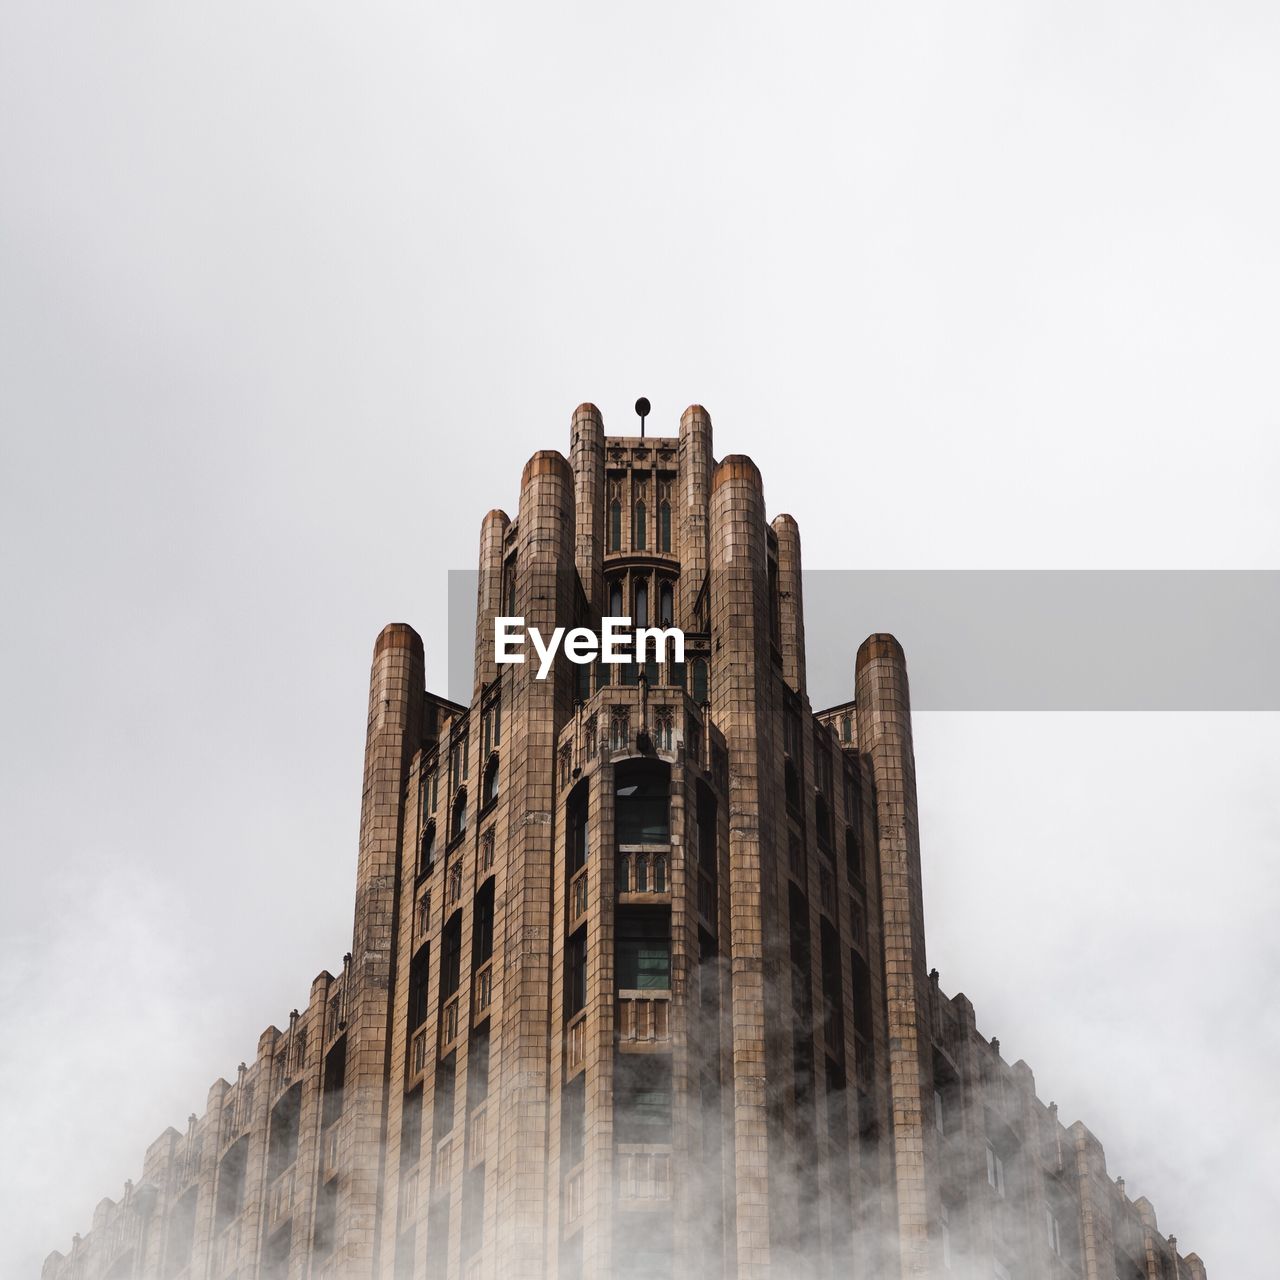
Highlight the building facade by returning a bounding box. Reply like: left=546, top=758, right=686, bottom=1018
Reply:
left=43, top=405, right=1206, bottom=1280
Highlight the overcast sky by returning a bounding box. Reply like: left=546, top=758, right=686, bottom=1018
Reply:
left=2, top=2, right=1278, bottom=1277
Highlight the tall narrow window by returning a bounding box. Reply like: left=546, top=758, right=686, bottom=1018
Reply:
left=567, top=784, right=588, bottom=875
left=472, top=880, right=495, bottom=968
left=482, top=755, right=499, bottom=807
left=451, top=789, right=468, bottom=841
left=419, top=822, right=436, bottom=877
left=565, top=927, right=587, bottom=1018
left=635, top=580, right=648, bottom=629
left=659, top=582, right=673, bottom=627
left=610, top=500, right=622, bottom=551
left=215, top=1136, right=249, bottom=1231
left=408, top=945, right=430, bottom=1032
left=268, top=1084, right=302, bottom=1181
left=441, top=913, right=463, bottom=1001
left=633, top=501, right=647, bottom=550
left=692, top=658, right=709, bottom=705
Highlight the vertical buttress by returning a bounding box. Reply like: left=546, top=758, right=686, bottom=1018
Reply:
left=494, top=451, right=577, bottom=1280
left=771, top=514, right=806, bottom=697
left=710, top=454, right=776, bottom=1280
left=678, top=405, right=714, bottom=627
left=474, top=508, right=511, bottom=696
left=570, top=403, right=605, bottom=614
left=344, top=623, right=425, bottom=1278
left=854, top=634, right=933, bottom=1279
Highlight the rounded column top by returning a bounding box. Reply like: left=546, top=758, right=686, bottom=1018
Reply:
left=856, top=632, right=907, bottom=668
left=374, top=622, right=424, bottom=658
left=521, top=449, right=573, bottom=488
left=571, top=402, right=604, bottom=426
left=711, top=453, right=763, bottom=492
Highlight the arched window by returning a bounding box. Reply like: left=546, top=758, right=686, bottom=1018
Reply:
left=451, top=788, right=468, bottom=842
left=633, top=501, right=647, bottom=550
left=609, top=579, right=624, bottom=619
left=840, top=714, right=852, bottom=743
left=616, top=761, right=670, bottom=845
left=659, top=582, right=674, bottom=627
left=482, top=755, right=499, bottom=807
left=610, top=500, right=622, bottom=551
left=692, top=658, right=709, bottom=705
left=419, top=822, right=437, bottom=876
left=635, top=580, right=648, bottom=629
left=659, top=500, right=671, bottom=552
left=652, top=853, right=668, bottom=893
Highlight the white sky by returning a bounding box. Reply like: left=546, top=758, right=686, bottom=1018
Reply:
left=2, top=2, right=1278, bottom=1276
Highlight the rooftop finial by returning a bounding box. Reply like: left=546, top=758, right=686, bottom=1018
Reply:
left=635, top=396, right=650, bottom=438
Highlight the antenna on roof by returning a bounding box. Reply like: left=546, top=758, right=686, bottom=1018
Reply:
left=635, top=397, right=650, bottom=439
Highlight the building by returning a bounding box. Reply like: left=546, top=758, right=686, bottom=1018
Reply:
left=43, top=405, right=1206, bottom=1280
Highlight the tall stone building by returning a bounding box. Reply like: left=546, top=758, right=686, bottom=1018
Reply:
left=43, top=406, right=1205, bottom=1280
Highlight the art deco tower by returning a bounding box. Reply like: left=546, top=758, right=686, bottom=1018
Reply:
left=43, top=406, right=1205, bottom=1280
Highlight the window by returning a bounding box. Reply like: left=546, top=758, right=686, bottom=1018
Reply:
left=314, top=1178, right=338, bottom=1260
left=323, top=1037, right=347, bottom=1128
left=815, top=793, right=832, bottom=848
left=419, top=822, right=437, bottom=877
left=267, top=1084, right=302, bottom=1181
left=616, top=908, right=671, bottom=990
left=691, top=657, right=709, bottom=705
left=941, top=1203, right=952, bottom=1271
left=567, top=784, right=588, bottom=875
left=565, top=927, right=587, bottom=1019
left=561, top=1073, right=585, bottom=1168
left=162, top=1187, right=197, bottom=1279
left=482, top=755, right=499, bottom=808
left=473, top=880, right=495, bottom=969
left=616, top=762, right=670, bottom=845
left=440, top=913, right=463, bottom=1001
left=503, top=555, right=518, bottom=616
left=840, top=713, right=852, bottom=743
left=482, top=697, right=501, bottom=754
left=697, top=784, right=717, bottom=876
left=610, top=499, right=622, bottom=552
left=934, top=1088, right=945, bottom=1136
left=633, top=500, right=647, bottom=550
left=785, top=759, right=801, bottom=814
left=986, top=1142, right=1005, bottom=1197
left=262, top=1223, right=292, bottom=1280
left=635, top=579, right=648, bottom=629
left=1046, top=1207, right=1062, bottom=1256
left=449, top=731, right=469, bottom=791
left=409, top=946, right=430, bottom=1033
left=468, top=1025, right=491, bottom=1110
left=609, top=578, right=624, bottom=619
left=401, top=1086, right=423, bottom=1167
left=450, top=788, right=468, bottom=842
left=433, top=1056, right=456, bottom=1140
left=613, top=1055, right=672, bottom=1144
left=845, top=827, right=862, bottom=887
left=658, top=582, right=674, bottom=626
left=215, top=1135, right=249, bottom=1231
left=657, top=478, right=672, bottom=553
